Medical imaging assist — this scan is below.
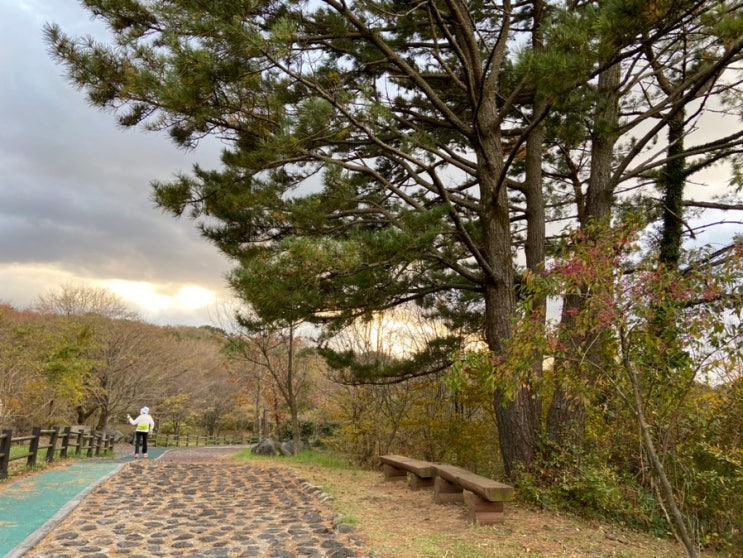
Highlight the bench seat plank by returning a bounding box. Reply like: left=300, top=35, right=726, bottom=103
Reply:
left=379, top=455, right=436, bottom=478
left=433, top=464, right=513, bottom=502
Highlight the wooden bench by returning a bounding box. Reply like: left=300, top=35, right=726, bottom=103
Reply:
left=432, top=463, right=514, bottom=525
left=379, top=454, right=437, bottom=490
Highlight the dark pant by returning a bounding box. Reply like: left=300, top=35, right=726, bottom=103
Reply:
left=135, top=432, right=149, bottom=455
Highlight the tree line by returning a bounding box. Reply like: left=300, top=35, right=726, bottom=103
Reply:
left=0, top=285, right=323, bottom=443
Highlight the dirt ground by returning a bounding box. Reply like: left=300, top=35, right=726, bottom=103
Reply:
left=259, top=459, right=728, bottom=558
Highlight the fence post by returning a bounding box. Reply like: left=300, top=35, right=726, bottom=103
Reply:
left=0, top=429, right=12, bottom=480
left=96, top=431, right=107, bottom=455
left=59, top=426, right=71, bottom=458
left=46, top=426, right=60, bottom=463
left=86, top=431, right=94, bottom=458
left=27, top=426, right=41, bottom=469
left=75, top=429, right=84, bottom=456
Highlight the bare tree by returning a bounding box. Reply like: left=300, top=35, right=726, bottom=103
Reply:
left=35, top=283, right=139, bottom=321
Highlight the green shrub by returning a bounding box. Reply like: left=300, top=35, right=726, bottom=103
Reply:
left=516, top=448, right=666, bottom=534
left=667, top=442, right=743, bottom=552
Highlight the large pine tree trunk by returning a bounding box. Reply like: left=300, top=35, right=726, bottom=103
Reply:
left=478, top=105, right=539, bottom=477
left=469, top=0, right=552, bottom=465
left=547, top=63, right=621, bottom=452
left=485, top=240, right=539, bottom=477
left=522, top=0, right=548, bottom=457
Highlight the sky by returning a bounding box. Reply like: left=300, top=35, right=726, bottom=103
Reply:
left=1, top=1, right=235, bottom=327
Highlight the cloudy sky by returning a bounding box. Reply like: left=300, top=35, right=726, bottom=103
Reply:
left=1, top=1, right=236, bottom=326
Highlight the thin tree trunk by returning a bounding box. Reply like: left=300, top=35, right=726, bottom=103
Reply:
left=658, top=111, right=686, bottom=268
left=651, top=110, right=686, bottom=364
left=287, top=323, right=301, bottom=456
left=621, top=333, right=699, bottom=558
left=255, top=368, right=262, bottom=440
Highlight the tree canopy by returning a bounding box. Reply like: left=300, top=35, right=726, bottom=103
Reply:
left=45, top=0, right=743, bottom=482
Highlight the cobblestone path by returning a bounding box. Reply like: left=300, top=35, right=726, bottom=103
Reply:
left=25, top=455, right=367, bottom=558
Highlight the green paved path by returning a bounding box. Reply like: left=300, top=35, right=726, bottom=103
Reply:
left=0, top=447, right=168, bottom=558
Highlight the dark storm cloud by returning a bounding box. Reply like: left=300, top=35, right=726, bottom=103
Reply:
left=1, top=2, right=234, bottom=323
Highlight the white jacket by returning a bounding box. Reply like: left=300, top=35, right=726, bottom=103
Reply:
left=129, top=413, right=155, bottom=433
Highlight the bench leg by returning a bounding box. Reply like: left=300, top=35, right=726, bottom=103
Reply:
left=434, top=476, right=463, bottom=504
left=464, top=493, right=505, bottom=525
left=408, top=475, right=434, bottom=491
left=382, top=463, right=408, bottom=482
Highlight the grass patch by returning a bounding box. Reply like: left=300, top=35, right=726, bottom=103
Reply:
left=232, top=448, right=353, bottom=469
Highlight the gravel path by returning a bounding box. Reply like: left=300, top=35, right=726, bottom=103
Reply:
left=24, top=448, right=367, bottom=558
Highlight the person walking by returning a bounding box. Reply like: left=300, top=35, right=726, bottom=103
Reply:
left=127, top=407, right=155, bottom=458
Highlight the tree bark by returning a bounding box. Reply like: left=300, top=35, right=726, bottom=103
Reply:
left=547, top=62, right=621, bottom=451
left=522, top=0, right=547, bottom=454
left=287, top=323, right=302, bottom=456
left=477, top=93, right=538, bottom=477
left=658, top=111, right=686, bottom=268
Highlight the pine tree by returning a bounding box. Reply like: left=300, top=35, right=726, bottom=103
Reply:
left=44, top=0, right=743, bottom=482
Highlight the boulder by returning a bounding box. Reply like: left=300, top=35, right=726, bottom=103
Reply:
left=104, top=428, right=125, bottom=443
left=280, top=438, right=312, bottom=455
left=251, top=438, right=281, bottom=455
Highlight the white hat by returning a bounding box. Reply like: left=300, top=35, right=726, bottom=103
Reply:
left=141, top=407, right=149, bottom=414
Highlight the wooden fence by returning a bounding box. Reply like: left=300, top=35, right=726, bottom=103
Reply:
left=0, top=427, right=257, bottom=479
left=149, top=433, right=256, bottom=448
left=0, top=426, right=115, bottom=480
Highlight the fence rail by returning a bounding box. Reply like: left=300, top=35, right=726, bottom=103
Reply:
left=0, top=426, right=115, bottom=480
left=150, top=433, right=256, bottom=448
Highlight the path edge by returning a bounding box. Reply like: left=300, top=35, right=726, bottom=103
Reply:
left=5, top=463, right=126, bottom=558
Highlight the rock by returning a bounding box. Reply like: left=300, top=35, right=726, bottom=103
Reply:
left=104, top=428, right=125, bottom=443
left=251, top=438, right=281, bottom=455
left=280, top=438, right=312, bottom=456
